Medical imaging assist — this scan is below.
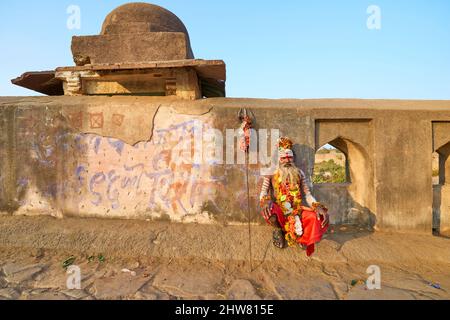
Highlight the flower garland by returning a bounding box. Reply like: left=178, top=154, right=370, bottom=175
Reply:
left=277, top=137, right=293, bottom=151
left=273, top=172, right=303, bottom=247
left=239, top=115, right=252, bottom=152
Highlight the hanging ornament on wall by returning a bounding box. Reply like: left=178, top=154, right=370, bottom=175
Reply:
left=238, top=108, right=254, bottom=153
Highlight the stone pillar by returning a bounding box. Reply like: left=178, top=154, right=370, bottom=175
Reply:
left=55, top=71, right=100, bottom=96
left=0, top=106, right=18, bottom=213
left=175, top=68, right=202, bottom=100
left=374, top=115, right=433, bottom=233
left=439, top=185, right=450, bottom=236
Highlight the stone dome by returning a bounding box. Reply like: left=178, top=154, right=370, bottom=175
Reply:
left=101, top=3, right=194, bottom=58
left=101, top=2, right=190, bottom=36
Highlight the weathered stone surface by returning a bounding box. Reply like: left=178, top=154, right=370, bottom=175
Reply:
left=32, top=264, right=70, bottom=289
left=0, top=288, right=20, bottom=299
left=379, top=271, right=450, bottom=300
left=226, top=280, right=261, bottom=300
left=30, top=248, right=44, bottom=259
left=2, top=263, right=40, bottom=276
left=3, top=97, right=450, bottom=232
left=135, top=287, right=171, bottom=300
left=310, top=239, right=348, bottom=264
left=22, top=290, right=71, bottom=300
left=93, top=273, right=150, bottom=300
left=1, top=230, right=450, bottom=300
left=6, top=267, right=43, bottom=284
left=33, top=260, right=96, bottom=291
left=340, top=233, right=450, bottom=265
left=61, top=289, right=90, bottom=300
left=71, top=3, right=194, bottom=66
left=0, top=277, right=7, bottom=288
left=153, top=263, right=224, bottom=298
left=345, top=284, right=416, bottom=300
left=273, top=272, right=337, bottom=300
left=3, top=264, right=44, bottom=284
left=71, top=33, right=191, bottom=66
left=100, top=3, right=190, bottom=36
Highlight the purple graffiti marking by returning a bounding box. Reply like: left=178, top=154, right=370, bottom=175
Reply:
left=74, top=133, right=89, bottom=152
left=89, top=172, right=106, bottom=206
left=121, top=164, right=145, bottom=189
left=106, top=170, right=121, bottom=210
left=21, top=118, right=223, bottom=218
left=18, top=177, right=29, bottom=188
left=30, top=140, right=50, bottom=166
left=107, top=138, right=125, bottom=156
left=54, top=132, right=72, bottom=152
left=75, top=165, right=87, bottom=193
left=89, top=136, right=102, bottom=154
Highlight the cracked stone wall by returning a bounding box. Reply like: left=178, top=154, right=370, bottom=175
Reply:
left=1, top=96, right=450, bottom=234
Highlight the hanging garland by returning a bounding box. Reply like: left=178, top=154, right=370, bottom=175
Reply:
left=273, top=172, right=304, bottom=247
left=239, top=115, right=252, bottom=152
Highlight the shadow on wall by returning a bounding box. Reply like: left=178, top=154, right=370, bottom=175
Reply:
left=433, top=141, right=450, bottom=238
left=250, top=137, right=376, bottom=246
left=12, top=109, right=85, bottom=217
left=303, top=137, right=377, bottom=231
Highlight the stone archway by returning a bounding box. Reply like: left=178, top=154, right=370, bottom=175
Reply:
left=313, top=136, right=375, bottom=227
left=433, top=141, right=450, bottom=236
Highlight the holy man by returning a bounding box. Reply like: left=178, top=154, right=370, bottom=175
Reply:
left=259, top=137, right=330, bottom=256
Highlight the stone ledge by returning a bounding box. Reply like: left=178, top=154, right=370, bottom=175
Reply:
left=0, top=216, right=449, bottom=268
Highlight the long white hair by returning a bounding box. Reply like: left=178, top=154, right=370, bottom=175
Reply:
left=277, top=163, right=301, bottom=186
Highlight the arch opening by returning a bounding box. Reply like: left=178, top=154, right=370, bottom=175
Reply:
left=312, top=137, right=375, bottom=227
left=313, top=143, right=349, bottom=184
left=432, top=142, right=450, bottom=236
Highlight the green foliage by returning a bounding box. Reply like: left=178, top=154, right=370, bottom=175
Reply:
left=313, top=160, right=346, bottom=183
left=62, top=256, right=76, bottom=269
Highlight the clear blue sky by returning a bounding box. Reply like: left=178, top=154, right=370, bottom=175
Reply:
left=1, top=0, right=449, bottom=99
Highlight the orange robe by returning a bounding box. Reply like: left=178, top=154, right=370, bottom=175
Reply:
left=270, top=203, right=328, bottom=256
left=261, top=170, right=328, bottom=256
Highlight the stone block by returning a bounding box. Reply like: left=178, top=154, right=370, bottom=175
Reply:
left=71, top=33, right=191, bottom=66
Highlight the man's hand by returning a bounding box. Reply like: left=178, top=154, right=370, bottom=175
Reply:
left=261, top=201, right=273, bottom=221
left=317, top=207, right=330, bottom=228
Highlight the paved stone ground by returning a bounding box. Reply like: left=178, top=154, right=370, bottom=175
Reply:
left=0, top=216, right=450, bottom=300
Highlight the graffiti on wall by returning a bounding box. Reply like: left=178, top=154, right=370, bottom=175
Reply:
left=15, top=110, right=241, bottom=222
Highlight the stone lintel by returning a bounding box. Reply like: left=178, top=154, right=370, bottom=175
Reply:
left=55, top=67, right=201, bottom=99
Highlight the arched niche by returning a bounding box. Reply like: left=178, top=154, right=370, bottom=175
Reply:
left=313, top=136, right=375, bottom=227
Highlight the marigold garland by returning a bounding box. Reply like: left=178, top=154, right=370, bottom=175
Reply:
left=273, top=172, right=303, bottom=247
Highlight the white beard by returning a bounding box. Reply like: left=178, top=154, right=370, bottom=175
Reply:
left=277, top=164, right=301, bottom=186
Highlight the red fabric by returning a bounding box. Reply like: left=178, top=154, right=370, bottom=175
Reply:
left=271, top=202, right=287, bottom=227
left=298, top=209, right=328, bottom=247
left=264, top=203, right=328, bottom=256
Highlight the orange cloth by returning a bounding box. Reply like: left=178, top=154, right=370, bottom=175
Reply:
left=268, top=203, right=328, bottom=256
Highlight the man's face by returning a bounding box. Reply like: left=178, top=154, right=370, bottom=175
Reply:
left=280, top=155, right=294, bottom=167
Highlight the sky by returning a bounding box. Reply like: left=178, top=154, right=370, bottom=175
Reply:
left=0, top=0, right=449, bottom=99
